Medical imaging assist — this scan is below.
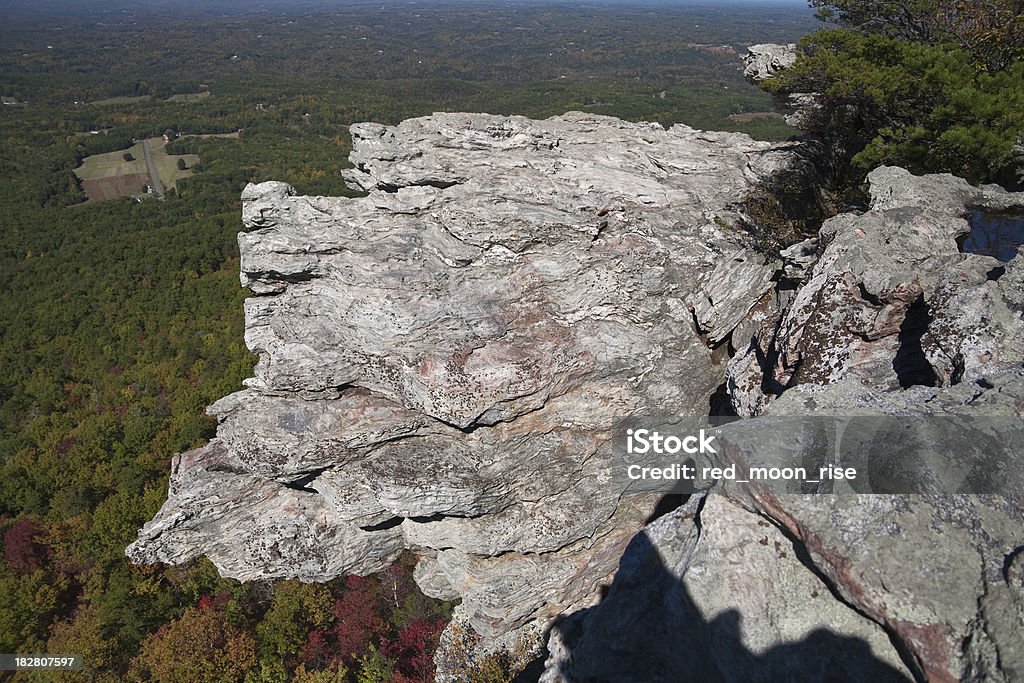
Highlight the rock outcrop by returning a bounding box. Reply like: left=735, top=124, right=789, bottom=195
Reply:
left=742, top=43, right=797, bottom=81
left=541, top=496, right=914, bottom=682
left=729, top=166, right=1024, bottom=415
left=742, top=43, right=820, bottom=130
left=128, top=112, right=793, bottom=643
left=128, top=110, right=1024, bottom=682
left=544, top=168, right=1024, bottom=683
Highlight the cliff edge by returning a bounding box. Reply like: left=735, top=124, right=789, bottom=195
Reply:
left=128, top=113, right=1024, bottom=682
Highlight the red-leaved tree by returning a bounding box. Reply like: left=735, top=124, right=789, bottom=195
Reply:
left=382, top=618, right=445, bottom=682
left=300, top=628, right=335, bottom=669
left=332, top=575, right=388, bottom=663
left=3, top=516, right=50, bottom=572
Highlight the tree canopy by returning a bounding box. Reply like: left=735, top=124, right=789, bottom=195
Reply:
left=809, top=0, right=1023, bottom=70
left=767, top=0, right=1024, bottom=188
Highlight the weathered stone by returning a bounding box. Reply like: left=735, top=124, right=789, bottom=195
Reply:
left=543, top=167, right=1024, bottom=682
left=729, top=166, right=1024, bottom=415
left=743, top=43, right=797, bottom=81
left=741, top=43, right=821, bottom=129
left=542, top=495, right=912, bottom=682
left=129, top=111, right=798, bottom=645
left=740, top=490, right=1024, bottom=683
left=128, top=110, right=1024, bottom=683
left=125, top=441, right=405, bottom=581
left=779, top=236, right=819, bottom=281
left=693, top=247, right=779, bottom=344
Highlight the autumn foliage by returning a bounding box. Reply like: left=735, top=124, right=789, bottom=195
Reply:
left=294, top=568, right=448, bottom=682
left=3, top=516, right=50, bottom=572
left=129, top=602, right=258, bottom=682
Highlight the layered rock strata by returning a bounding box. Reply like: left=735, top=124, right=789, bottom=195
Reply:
left=128, top=112, right=792, bottom=640
left=543, top=168, right=1024, bottom=683
left=128, top=111, right=1024, bottom=682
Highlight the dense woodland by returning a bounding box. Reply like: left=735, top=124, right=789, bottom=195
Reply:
left=2, top=0, right=1019, bottom=678
left=0, top=2, right=816, bottom=680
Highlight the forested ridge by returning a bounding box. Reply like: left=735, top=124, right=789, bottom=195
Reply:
left=0, top=3, right=815, bottom=681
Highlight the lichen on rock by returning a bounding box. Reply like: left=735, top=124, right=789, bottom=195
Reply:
left=128, top=111, right=791, bottom=642
left=128, top=113, right=1024, bottom=683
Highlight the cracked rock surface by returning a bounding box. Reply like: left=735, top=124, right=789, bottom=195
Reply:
left=128, top=109, right=1024, bottom=682
left=729, top=166, right=1024, bottom=415
left=128, top=112, right=792, bottom=640
left=544, top=168, right=1024, bottom=683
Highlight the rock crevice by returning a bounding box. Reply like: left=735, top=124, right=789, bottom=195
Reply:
left=129, top=112, right=792, bottom=640
left=128, top=113, right=1024, bottom=683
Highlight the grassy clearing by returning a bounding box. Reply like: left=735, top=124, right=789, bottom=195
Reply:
left=74, top=138, right=199, bottom=200
left=89, top=95, right=152, bottom=106
left=147, top=137, right=200, bottom=189
left=166, top=91, right=211, bottom=103
left=75, top=141, right=147, bottom=180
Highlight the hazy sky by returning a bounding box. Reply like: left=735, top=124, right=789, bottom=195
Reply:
left=4, top=0, right=813, bottom=16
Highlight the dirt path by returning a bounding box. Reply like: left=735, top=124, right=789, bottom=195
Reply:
left=141, top=138, right=165, bottom=198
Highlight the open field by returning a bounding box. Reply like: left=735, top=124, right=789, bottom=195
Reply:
left=74, top=138, right=199, bottom=201
left=89, top=94, right=152, bottom=106
left=147, top=137, right=199, bottom=189
left=166, top=91, right=211, bottom=102
left=80, top=173, right=150, bottom=201
left=75, top=141, right=148, bottom=180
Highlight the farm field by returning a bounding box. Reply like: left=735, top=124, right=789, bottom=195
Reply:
left=74, top=137, right=199, bottom=201
left=166, top=91, right=211, bottom=102
left=75, top=140, right=148, bottom=179
left=80, top=172, right=151, bottom=201
left=147, top=137, right=200, bottom=190
left=90, top=94, right=152, bottom=105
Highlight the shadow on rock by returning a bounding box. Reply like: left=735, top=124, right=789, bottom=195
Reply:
left=540, top=518, right=912, bottom=683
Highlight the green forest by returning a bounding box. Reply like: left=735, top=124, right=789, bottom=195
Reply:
left=765, top=0, right=1023, bottom=188
left=3, top=0, right=1019, bottom=680
left=0, top=3, right=814, bottom=679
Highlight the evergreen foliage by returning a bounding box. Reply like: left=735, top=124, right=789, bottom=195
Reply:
left=766, top=0, right=1024, bottom=188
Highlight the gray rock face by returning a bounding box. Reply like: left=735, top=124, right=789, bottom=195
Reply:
left=705, top=169, right=1024, bottom=680
left=742, top=43, right=821, bottom=130
left=693, top=247, right=779, bottom=345
left=128, top=112, right=794, bottom=640
left=743, top=43, right=797, bottom=81
left=542, top=496, right=913, bottom=683
left=545, top=167, right=1024, bottom=682
left=128, top=108, right=1024, bottom=683
left=729, top=166, right=1024, bottom=416
left=544, top=485, right=1024, bottom=683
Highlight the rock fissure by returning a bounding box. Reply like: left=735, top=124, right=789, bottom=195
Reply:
left=893, top=294, right=939, bottom=389
left=130, top=112, right=1024, bottom=682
